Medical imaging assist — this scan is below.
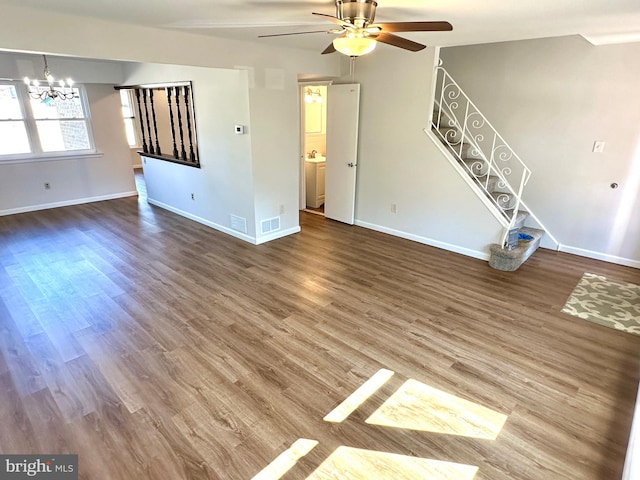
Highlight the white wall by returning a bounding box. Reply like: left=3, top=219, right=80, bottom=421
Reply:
left=0, top=80, right=136, bottom=215
left=0, top=4, right=337, bottom=75
left=249, top=71, right=303, bottom=242
left=441, top=36, right=640, bottom=267
left=346, top=48, right=503, bottom=259
left=0, top=4, right=341, bottom=244
left=126, top=60, right=318, bottom=244
left=123, top=55, right=337, bottom=244
left=125, top=63, right=257, bottom=240
left=0, top=51, right=125, bottom=84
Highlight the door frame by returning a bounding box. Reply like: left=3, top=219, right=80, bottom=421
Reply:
left=298, top=80, right=332, bottom=212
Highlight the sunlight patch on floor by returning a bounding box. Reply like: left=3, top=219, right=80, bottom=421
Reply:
left=255, top=371, right=507, bottom=478
left=305, top=446, right=478, bottom=480
left=366, top=379, right=507, bottom=440
left=251, top=439, right=319, bottom=480
left=323, top=368, right=394, bottom=423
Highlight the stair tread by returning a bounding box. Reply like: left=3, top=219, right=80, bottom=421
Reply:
left=489, top=226, right=545, bottom=263
left=509, top=210, right=530, bottom=229
left=473, top=175, right=499, bottom=193
left=519, top=226, right=545, bottom=239
left=488, top=192, right=516, bottom=210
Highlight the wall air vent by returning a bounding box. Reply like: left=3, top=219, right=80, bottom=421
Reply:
left=230, top=214, right=247, bottom=234
left=261, top=217, right=281, bottom=234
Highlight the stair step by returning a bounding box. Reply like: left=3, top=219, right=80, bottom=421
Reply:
left=488, top=227, right=545, bottom=271
left=490, top=191, right=516, bottom=209
left=460, top=143, right=475, bottom=157
left=438, top=126, right=463, bottom=143
left=461, top=157, right=487, bottom=176
left=475, top=175, right=499, bottom=193
left=510, top=210, right=529, bottom=230
left=433, top=108, right=450, bottom=125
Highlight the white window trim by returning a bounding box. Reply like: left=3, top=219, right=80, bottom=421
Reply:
left=0, top=80, right=99, bottom=162
left=0, top=151, right=104, bottom=165
left=120, top=89, right=141, bottom=149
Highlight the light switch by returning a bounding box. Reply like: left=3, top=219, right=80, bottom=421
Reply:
left=593, top=141, right=605, bottom=153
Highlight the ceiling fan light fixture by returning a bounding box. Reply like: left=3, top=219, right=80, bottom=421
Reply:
left=333, top=32, right=377, bottom=56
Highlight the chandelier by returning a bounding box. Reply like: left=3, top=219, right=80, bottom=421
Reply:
left=23, top=55, right=76, bottom=102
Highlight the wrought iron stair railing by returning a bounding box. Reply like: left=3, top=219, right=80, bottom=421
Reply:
left=431, top=66, right=531, bottom=243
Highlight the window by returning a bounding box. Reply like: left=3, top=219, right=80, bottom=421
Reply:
left=0, top=81, right=95, bottom=160
left=0, top=85, right=31, bottom=155
left=120, top=89, right=138, bottom=147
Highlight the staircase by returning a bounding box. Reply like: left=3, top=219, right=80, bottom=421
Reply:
left=425, top=66, right=555, bottom=271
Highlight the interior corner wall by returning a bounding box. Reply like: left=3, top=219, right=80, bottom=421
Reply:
left=123, top=63, right=257, bottom=241
left=441, top=36, right=640, bottom=267
left=0, top=3, right=342, bottom=244
left=346, top=48, right=503, bottom=260
left=0, top=82, right=136, bottom=216
left=249, top=73, right=302, bottom=243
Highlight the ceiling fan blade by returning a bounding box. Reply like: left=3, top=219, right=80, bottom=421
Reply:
left=321, top=42, right=337, bottom=55
left=374, top=32, right=426, bottom=52
left=312, top=12, right=351, bottom=28
left=375, top=21, right=453, bottom=33
left=258, top=30, right=329, bottom=38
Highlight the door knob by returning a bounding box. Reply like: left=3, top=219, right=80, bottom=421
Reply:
left=347, top=163, right=356, bottom=167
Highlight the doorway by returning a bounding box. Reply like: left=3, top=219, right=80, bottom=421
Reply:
left=299, top=82, right=361, bottom=225
left=301, top=84, right=328, bottom=216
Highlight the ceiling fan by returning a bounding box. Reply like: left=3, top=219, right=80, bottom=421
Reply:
left=258, top=0, right=453, bottom=57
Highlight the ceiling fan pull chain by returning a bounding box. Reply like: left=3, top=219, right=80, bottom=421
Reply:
left=350, top=56, right=356, bottom=82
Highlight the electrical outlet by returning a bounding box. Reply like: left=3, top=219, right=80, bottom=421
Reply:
left=391, top=203, right=397, bottom=214
left=191, top=193, right=195, bottom=200
left=279, top=204, right=285, bottom=215
left=593, top=141, right=605, bottom=153
left=44, top=182, right=51, bottom=190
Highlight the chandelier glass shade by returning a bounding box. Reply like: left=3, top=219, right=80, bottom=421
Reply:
left=24, top=55, right=76, bottom=103
left=333, top=31, right=377, bottom=57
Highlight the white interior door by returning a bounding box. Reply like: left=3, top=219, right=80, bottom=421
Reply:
left=325, top=84, right=360, bottom=224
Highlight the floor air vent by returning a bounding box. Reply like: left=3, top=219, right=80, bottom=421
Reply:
left=261, top=217, right=281, bottom=234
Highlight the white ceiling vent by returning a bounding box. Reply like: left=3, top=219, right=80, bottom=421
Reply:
left=261, top=217, right=281, bottom=235
left=230, top=214, right=247, bottom=234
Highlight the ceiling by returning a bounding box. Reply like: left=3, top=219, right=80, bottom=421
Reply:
left=7, top=0, right=640, bottom=52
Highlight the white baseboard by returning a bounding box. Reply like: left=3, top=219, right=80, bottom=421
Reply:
left=355, top=220, right=490, bottom=261
left=0, top=191, right=138, bottom=217
left=147, top=198, right=257, bottom=244
left=354, top=221, right=640, bottom=269
left=256, top=226, right=301, bottom=245
left=147, top=198, right=300, bottom=245
left=559, top=245, right=640, bottom=269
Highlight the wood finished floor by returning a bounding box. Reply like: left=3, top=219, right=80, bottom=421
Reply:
left=0, top=185, right=639, bottom=479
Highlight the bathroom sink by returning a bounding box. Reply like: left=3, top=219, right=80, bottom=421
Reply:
left=306, top=156, right=325, bottom=163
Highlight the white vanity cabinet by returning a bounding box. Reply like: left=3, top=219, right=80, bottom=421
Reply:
left=305, top=159, right=326, bottom=208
